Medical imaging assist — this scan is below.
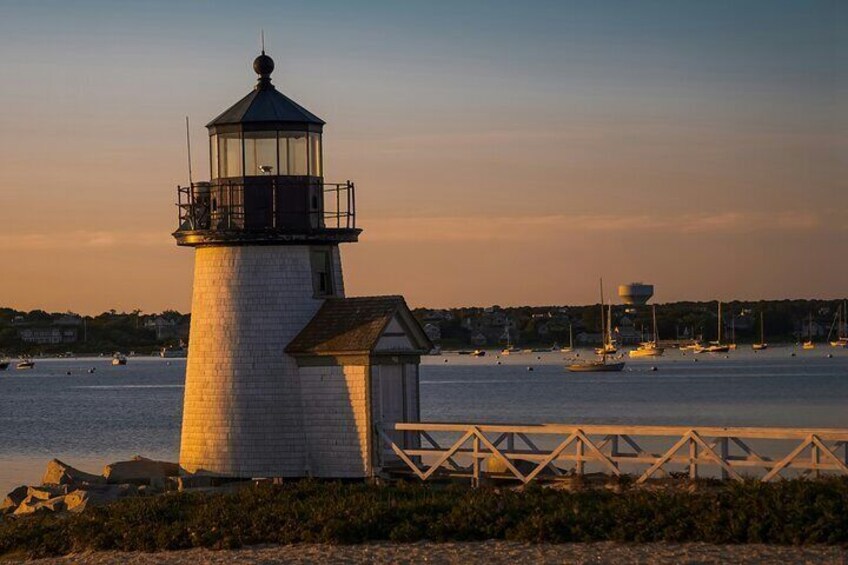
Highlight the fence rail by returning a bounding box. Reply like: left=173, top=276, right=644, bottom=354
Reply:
left=378, top=422, right=848, bottom=486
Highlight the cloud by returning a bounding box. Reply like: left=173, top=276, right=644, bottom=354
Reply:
left=362, top=210, right=827, bottom=243
left=0, top=230, right=168, bottom=251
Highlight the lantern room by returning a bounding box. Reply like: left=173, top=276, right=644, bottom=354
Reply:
left=173, top=51, right=359, bottom=247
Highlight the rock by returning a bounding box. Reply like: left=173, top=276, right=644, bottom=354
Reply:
left=0, top=485, right=28, bottom=515
left=64, top=485, right=127, bottom=513
left=27, top=485, right=69, bottom=501
left=42, top=459, right=105, bottom=486
left=103, top=456, right=180, bottom=484
left=12, top=494, right=64, bottom=516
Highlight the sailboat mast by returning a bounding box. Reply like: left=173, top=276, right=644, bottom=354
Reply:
left=599, top=278, right=606, bottom=349
left=717, top=301, right=722, bottom=343
left=760, top=311, right=764, bottom=344
left=652, top=304, right=658, bottom=343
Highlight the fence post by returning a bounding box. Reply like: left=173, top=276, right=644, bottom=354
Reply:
left=719, top=437, right=729, bottom=480
left=812, top=443, right=820, bottom=479
left=576, top=437, right=585, bottom=476
left=472, top=435, right=480, bottom=488
left=689, top=438, right=698, bottom=480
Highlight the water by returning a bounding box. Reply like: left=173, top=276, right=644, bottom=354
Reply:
left=1, top=348, right=847, bottom=493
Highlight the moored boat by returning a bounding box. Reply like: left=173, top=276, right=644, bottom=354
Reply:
left=16, top=360, right=35, bottom=370
left=568, top=278, right=625, bottom=373
left=629, top=305, right=664, bottom=358
left=752, top=311, right=768, bottom=350
left=112, top=353, right=128, bottom=366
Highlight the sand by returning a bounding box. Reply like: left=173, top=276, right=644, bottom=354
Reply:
left=11, top=542, right=847, bottom=564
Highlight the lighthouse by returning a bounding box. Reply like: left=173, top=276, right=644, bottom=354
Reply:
left=174, top=51, right=431, bottom=479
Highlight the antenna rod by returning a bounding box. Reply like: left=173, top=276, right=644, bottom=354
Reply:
left=185, top=116, right=193, bottom=187
left=260, top=29, right=265, bottom=53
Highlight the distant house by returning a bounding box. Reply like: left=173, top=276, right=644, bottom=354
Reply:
left=470, top=332, right=487, bottom=346
left=144, top=316, right=180, bottom=340
left=423, top=323, right=441, bottom=342
left=18, top=327, right=78, bottom=345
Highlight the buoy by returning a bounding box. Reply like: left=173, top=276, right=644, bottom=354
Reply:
left=88, top=368, right=96, bottom=374
left=694, top=358, right=699, bottom=362
left=790, top=353, right=796, bottom=357
left=66, top=371, right=71, bottom=375
left=827, top=354, right=833, bottom=358
left=444, top=359, right=448, bottom=363
left=527, top=366, right=534, bottom=372
left=650, top=366, right=658, bottom=372
left=496, top=361, right=502, bottom=365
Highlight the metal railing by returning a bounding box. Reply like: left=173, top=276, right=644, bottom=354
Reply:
left=176, top=179, right=356, bottom=233
left=378, top=422, right=848, bottom=486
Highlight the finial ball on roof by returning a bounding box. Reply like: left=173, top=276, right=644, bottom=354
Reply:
left=254, top=53, right=274, bottom=77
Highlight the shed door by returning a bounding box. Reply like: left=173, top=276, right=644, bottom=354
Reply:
left=379, top=364, right=406, bottom=433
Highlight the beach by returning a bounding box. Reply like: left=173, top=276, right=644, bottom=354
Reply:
left=14, top=542, right=847, bottom=564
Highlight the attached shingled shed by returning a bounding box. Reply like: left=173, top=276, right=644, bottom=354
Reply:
left=286, top=296, right=432, bottom=478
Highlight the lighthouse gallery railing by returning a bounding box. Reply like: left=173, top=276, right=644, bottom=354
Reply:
left=378, top=422, right=848, bottom=485
left=175, top=180, right=355, bottom=233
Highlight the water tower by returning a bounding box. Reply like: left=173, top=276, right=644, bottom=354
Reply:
left=173, top=51, right=431, bottom=479
left=618, top=283, right=654, bottom=305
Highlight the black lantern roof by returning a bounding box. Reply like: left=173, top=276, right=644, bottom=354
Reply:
left=207, top=51, right=325, bottom=131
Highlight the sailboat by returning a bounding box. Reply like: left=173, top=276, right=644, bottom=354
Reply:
left=500, top=326, right=521, bottom=355
left=752, top=311, right=768, bottom=350
left=700, top=301, right=730, bottom=353
left=560, top=324, right=574, bottom=353
left=802, top=313, right=815, bottom=350
left=595, top=302, right=618, bottom=355
left=568, top=279, right=625, bottom=373
left=629, top=304, right=665, bottom=358
left=829, top=302, right=848, bottom=348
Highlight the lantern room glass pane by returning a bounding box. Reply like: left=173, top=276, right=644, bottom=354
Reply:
left=244, top=132, right=277, bottom=176
left=309, top=133, right=322, bottom=177
left=218, top=133, right=242, bottom=178
left=287, top=133, right=308, bottom=176
left=210, top=135, right=219, bottom=179
left=277, top=135, right=290, bottom=175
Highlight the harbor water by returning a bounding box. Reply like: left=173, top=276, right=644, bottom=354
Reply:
left=1, top=348, right=847, bottom=493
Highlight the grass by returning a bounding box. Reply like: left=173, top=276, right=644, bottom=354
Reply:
left=1, top=478, right=847, bottom=558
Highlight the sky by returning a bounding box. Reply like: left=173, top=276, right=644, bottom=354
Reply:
left=0, top=0, right=845, bottom=313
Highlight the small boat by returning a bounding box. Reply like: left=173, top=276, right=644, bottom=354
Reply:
left=802, top=313, right=815, bottom=350
left=629, top=305, right=665, bottom=358
left=679, top=342, right=702, bottom=352
left=16, top=360, right=35, bottom=370
left=457, top=350, right=473, bottom=355
left=828, top=302, right=848, bottom=347
left=569, top=278, right=625, bottom=373
left=112, top=353, right=128, bottom=366
left=698, top=301, right=731, bottom=353
left=752, top=311, right=768, bottom=350
left=567, top=360, right=625, bottom=372
left=160, top=346, right=187, bottom=358
left=472, top=350, right=486, bottom=357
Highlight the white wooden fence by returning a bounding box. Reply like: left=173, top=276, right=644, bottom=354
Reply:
left=378, top=422, right=848, bottom=485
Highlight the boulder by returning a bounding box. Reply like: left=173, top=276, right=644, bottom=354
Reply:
left=42, top=459, right=105, bottom=486
left=0, top=485, right=28, bottom=515
left=26, top=485, right=69, bottom=501
left=103, top=456, right=180, bottom=484
left=12, top=494, right=61, bottom=516
left=64, top=485, right=126, bottom=513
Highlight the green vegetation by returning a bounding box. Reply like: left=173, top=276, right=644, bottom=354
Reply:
left=2, top=478, right=847, bottom=558
left=416, top=298, right=847, bottom=348
left=0, top=308, right=187, bottom=356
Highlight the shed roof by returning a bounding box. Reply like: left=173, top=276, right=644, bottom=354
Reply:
left=286, top=296, right=432, bottom=356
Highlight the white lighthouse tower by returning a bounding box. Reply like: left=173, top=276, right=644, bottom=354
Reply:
left=174, top=51, right=431, bottom=479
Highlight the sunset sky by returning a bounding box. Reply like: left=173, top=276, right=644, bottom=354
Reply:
left=0, top=0, right=845, bottom=314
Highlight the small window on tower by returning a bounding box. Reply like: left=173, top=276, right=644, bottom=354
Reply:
left=310, top=248, right=334, bottom=297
